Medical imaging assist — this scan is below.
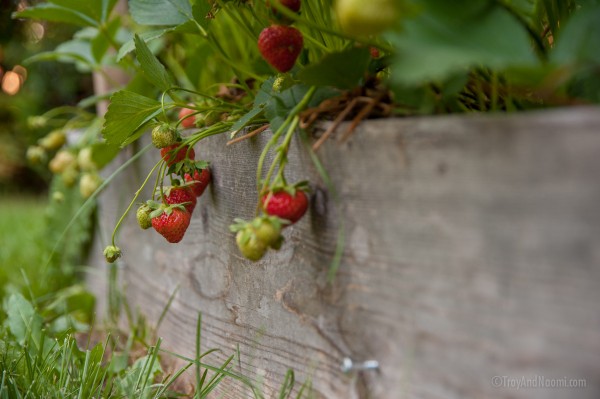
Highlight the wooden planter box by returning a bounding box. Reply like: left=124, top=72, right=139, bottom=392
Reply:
left=89, top=107, right=600, bottom=399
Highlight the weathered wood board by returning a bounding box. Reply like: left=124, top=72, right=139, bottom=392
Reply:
left=89, top=107, right=600, bottom=398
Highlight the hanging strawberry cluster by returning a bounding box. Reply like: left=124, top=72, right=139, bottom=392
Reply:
left=104, top=123, right=210, bottom=263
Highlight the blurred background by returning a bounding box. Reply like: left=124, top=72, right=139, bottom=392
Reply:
left=1, top=0, right=93, bottom=195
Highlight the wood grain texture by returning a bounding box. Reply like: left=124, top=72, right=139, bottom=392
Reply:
left=88, top=107, right=600, bottom=398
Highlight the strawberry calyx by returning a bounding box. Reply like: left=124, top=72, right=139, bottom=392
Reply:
left=149, top=203, right=188, bottom=219
left=168, top=158, right=209, bottom=177
left=262, top=180, right=309, bottom=200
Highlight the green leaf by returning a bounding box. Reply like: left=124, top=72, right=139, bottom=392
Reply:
left=129, top=0, right=193, bottom=26
left=12, top=3, right=97, bottom=27
left=101, top=0, right=120, bottom=23
left=229, top=106, right=265, bottom=136
left=264, top=84, right=339, bottom=132
left=91, top=141, right=121, bottom=169
left=134, top=34, right=175, bottom=91
left=5, top=293, right=43, bottom=346
left=192, top=0, right=213, bottom=31
left=298, top=47, right=371, bottom=89
left=91, top=17, right=121, bottom=63
left=388, top=0, right=538, bottom=85
left=552, top=5, right=600, bottom=64
left=24, top=39, right=95, bottom=71
left=102, top=90, right=162, bottom=147
left=50, top=0, right=104, bottom=22
left=117, top=27, right=175, bottom=62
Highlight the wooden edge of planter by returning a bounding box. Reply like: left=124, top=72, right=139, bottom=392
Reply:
left=88, top=106, right=600, bottom=399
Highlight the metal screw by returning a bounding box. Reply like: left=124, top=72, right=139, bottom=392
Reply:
left=341, top=357, right=380, bottom=373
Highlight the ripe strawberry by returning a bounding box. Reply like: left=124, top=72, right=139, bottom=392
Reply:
left=151, top=205, right=192, bottom=243
left=184, top=168, right=211, bottom=197
left=336, top=0, right=399, bottom=36
left=179, top=107, right=196, bottom=129
left=152, top=123, right=178, bottom=149
left=164, top=185, right=197, bottom=213
left=258, top=25, right=303, bottom=73
left=136, top=204, right=153, bottom=230
left=161, top=144, right=195, bottom=167
left=261, top=189, right=308, bottom=224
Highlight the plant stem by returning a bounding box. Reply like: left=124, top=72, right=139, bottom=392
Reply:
left=111, top=157, right=163, bottom=246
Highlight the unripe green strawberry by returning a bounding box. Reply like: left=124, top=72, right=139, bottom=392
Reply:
left=26, top=145, right=47, bottom=164
left=61, top=165, right=79, bottom=187
left=103, top=245, right=122, bottom=263
left=77, top=147, right=97, bottom=171
left=236, top=229, right=267, bottom=261
left=39, top=130, right=66, bottom=150
left=253, top=216, right=283, bottom=249
left=136, top=204, right=153, bottom=230
left=79, top=173, right=102, bottom=198
left=52, top=191, right=65, bottom=203
left=49, top=150, right=76, bottom=174
left=336, top=0, right=399, bottom=36
left=27, top=115, right=48, bottom=129
left=152, top=124, right=178, bottom=149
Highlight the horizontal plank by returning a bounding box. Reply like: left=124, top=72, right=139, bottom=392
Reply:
left=89, top=106, right=600, bottom=398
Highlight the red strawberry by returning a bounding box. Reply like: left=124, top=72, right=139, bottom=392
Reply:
left=184, top=168, right=211, bottom=197
left=160, top=144, right=195, bottom=167
left=258, top=25, right=303, bottom=73
left=179, top=106, right=196, bottom=129
left=152, top=206, right=192, bottom=243
left=164, top=186, right=197, bottom=213
left=261, top=189, right=308, bottom=224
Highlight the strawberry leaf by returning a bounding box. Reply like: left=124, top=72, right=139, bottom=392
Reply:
left=134, top=34, right=175, bottom=92
left=102, top=90, right=161, bottom=147
left=129, top=0, right=192, bottom=26
left=386, top=0, right=538, bottom=85
left=297, top=47, right=371, bottom=89
left=117, top=27, right=175, bottom=62
left=90, top=141, right=120, bottom=169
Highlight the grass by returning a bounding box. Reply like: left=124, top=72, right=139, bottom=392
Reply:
left=0, top=195, right=49, bottom=300
left=0, top=194, right=314, bottom=398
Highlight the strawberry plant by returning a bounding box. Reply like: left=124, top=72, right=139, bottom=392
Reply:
left=12, top=0, right=600, bottom=270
